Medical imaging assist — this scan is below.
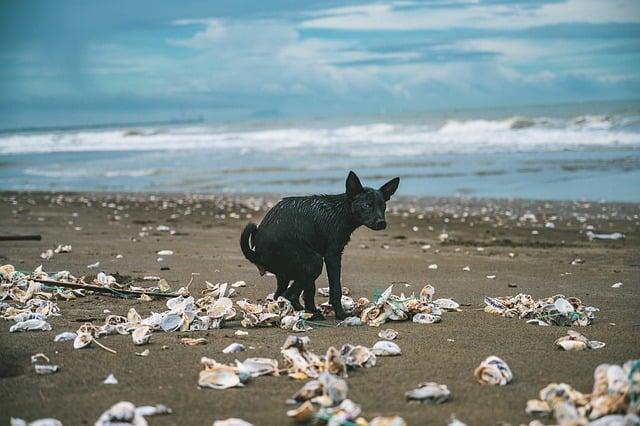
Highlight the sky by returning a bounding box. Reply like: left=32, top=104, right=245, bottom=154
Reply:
left=1, top=0, right=639, bottom=128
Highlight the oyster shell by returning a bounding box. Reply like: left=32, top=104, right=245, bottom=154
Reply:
left=222, top=343, right=245, bottom=354
left=378, top=328, right=398, bottom=340
left=474, top=356, right=512, bottom=385
left=412, top=313, right=441, bottom=324
left=239, top=358, right=279, bottom=377
left=198, top=370, right=243, bottom=389
left=73, top=332, right=92, bottom=349
left=371, top=341, right=401, bottom=356
left=131, top=326, right=151, bottom=345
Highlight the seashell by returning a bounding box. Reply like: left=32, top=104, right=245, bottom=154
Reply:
left=95, top=401, right=144, bottom=426
left=286, top=401, right=315, bottom=423
left=9, top=319, right=52, bottom=333
left=325, top=346, right=348, bottom=377
left=222, top=343, right=245, bottom=354
left=135, top=349, right=150, bottom=357
left=318, top=372, right=348, bottom=405
left=412, top=313, right=441, bottom=324
left=132, top=326, right=151, bottom=345
left=157, top=250, right=173, bottom=256
left=378, top=329, right=398, bottom=340
left=160, top=313, right=184, bottom=332
left=343, top=345, right=376, bottom=368
left=127, top=308, right=142, bottom=324
left=419, top=285, right=435, bottom=301
left=181, top=337, right=208, bottom=346
left=212, top=419, right=253, bottom=426
left=474, top=356, right=512, bottom=385
left=337, top=316, right=363, bottom=327
left=54, top=332, right=77, bottom=342
left=35, top=364, right=60, bottom=375
left=239, top=358, right=279, bottom=377
left=231, top=280, right=246, bottom=288
left=587, top=340, right=606, bottom=350
left=556, top=340, right=587, bottom=351
left=73, top=332, right=92, bottom=349
left=292, top=379, right=323, bottom=402
left=434, top=298, right=460, bottom=311
left=554, top=297, right=574, bottom=314
left=405, top=382, right=450, bottom=404
left=189, top=315, right=211, bottom=331
left=371, top=341, right=401, bottom=356
left=525, top=399, right=551, bottom=416
left=198, top=369, right=243, bottom=389
left=141, top=312, right=163, bottom=329
left=369, top=416, right=408, bottom=426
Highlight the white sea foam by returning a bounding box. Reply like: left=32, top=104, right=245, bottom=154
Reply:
left=1, top=114, right=639, bottom=156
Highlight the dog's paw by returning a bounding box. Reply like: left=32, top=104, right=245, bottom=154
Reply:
left=309, top=312, right=326, bottom=321
left=334, top=310, right=348, bottom=320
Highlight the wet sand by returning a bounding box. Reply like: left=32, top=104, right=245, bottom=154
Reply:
left=1, top=192, right=639, bottom=425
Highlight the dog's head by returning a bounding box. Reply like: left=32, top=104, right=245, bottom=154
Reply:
left=345, top=171, right=400, bottom=230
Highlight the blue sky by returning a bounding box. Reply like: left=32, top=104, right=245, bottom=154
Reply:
left=1, top=0, right=639, bottom=128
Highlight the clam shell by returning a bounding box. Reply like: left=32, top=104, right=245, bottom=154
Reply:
left=198, top=370, right=243, bottom=389
left=412, top=313, right=441, bottom=324
left=240, top=357, right=279, bottom=377
left=525, top=399, right=551, bottom=416
left=587, top=340, right=606, bottom=350
left=127, top=308, right=141, bottom=324
left=286, top=401, right=315, bottom=423
left=131, top=326, right=151, bottom=345
left=556, top=340, right=587, bottom=351
left=371, top=341, right=401, bottom=356
left=212, top=419, right=253, bottom=426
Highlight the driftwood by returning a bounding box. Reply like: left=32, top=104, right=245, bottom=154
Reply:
left=33, top=278, right=183, bottom=298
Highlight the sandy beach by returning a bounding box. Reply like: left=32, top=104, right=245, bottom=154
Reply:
left=1, top=191, right=638, bottom=425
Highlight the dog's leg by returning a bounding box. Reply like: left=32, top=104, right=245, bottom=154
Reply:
left=302, top=280, right=325, bottom=321
left=325, top=253, right=347, bottom=320
left=283, top=282, right=304, bottom=311
left=274, top=275, right=290, bottom=300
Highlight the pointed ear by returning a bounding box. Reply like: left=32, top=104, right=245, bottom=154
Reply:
left=379, top=177, right=400, bottom=201
left=346, top=171, right=364, bottom=197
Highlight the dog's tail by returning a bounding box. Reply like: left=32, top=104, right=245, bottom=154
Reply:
left=240, top=223, right=262, bottom=268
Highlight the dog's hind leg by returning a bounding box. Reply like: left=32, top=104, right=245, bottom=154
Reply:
left=301, top=280, right=325, bottom=321
left=283, top=282, right=304, bottom=311
left=274, top=275, right=290, bottom=300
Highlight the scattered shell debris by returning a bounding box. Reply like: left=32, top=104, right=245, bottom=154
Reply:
left=212, top=419, right=253, bottom=426
left=483, top=293, right=598, bottom=326
left=95, top=401, right=171, bottom=426
left=555, top=330, right=606, bottom=351
left=525, top=360, right=639, bottom=424
left=10, top=418, right=62, bottom=426
left=103, top=373, right=118, bottom=384
left=378, top=329, right=398, bottom=340
left=181, top=337, right=208, bottom=346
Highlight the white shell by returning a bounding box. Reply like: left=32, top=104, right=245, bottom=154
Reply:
left=474, top=356, right=513, bottom=385
left=405, top=382, right=450, bottom=404
left=73, top=332, right=92, bottom=349
left=378, top=329, right=398, bottom=340
left=160, top=313, right=184, bottom=332
left=222, top=343, right=245, bottom=354
left=556, top=340, right=587, bottom=351
left=9, top=319, right=52, bottom=333
left=412, top=313, right=441, bottom=324
left=54, top=332, right=77, bottom=342
left=103, top=374, right=118, bottom=384
left=132, top=326, right=152, bottom=345
left=212, top=419, right=253, bottom=426
left=371, top=341, right=402, bottom=356
left=198, top=370, right=243, bottom=389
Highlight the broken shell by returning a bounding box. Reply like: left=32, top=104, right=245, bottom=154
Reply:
left=35, top=364, right=60, bottom=375
left=371, top=341, right=401, bottom=356
left=222, top=343, right=245, bottom=354
left=286, top=401, right=315, bottom=423
left=526, top=399, right=551, bottom=416
left=474, top=356, right=513, bottom=385
left=132, top=326, right=152, bottom=345
left=343, top=345, right=377, bottom=368
left=160, top=313, right=184, bottom=332
left=412, top=313, right=441, bottom=324
left=405, top=382, right=450, bottom=404
left=73, top=332, right=92, bottom=349
left=181, top=337, right=208, bottom=346
left=127, top=308, right=142, bottom=324
left=588, top=340, right=606, bottom=350
left=212, top=419, right=253, bottom=426
left=369, top=416, right=407, bottom=426
left=103, top=373, right=118, bottom=384
left=240, top=358, right=279, bottom=377
left=198, top=370, right=243, bottom=389
left=378, top=329, right=399, bottom=340
left=54, top=332, right=77, bottom=342
left=556, top=340, right=587, bottom=351
left=135, top=349, right=150, bottom=357
left=95, top=401, right=144, bottom=426
left=9, top=319, right=52, bottom=332
left=434, top=298, right=460, bottom=311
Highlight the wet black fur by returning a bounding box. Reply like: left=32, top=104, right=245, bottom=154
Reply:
left=240, top=171, right=400, bottom=319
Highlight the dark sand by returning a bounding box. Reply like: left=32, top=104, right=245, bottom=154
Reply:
left=1, top=192, right=639, bottom=425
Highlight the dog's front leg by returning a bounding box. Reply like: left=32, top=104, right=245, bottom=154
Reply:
left=325, top=253, right=347, bottom=320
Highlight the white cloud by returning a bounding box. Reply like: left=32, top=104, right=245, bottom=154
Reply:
left=301, top=0, right=640, bottom=31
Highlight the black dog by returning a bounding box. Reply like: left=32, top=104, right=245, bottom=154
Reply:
left=240, top=171, right=400, bottom=319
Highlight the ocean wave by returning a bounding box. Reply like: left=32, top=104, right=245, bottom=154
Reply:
left=2, top=114, right=639, bottom=156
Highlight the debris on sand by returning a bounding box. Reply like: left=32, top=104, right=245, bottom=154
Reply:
left=212, top=419, right=253, bottom=426
left=198, top=355, right=279, bottom=390
left=54, top=332, right=77, bottom=342
left=95, top=401, right=171, bottom=425
left=405, top=382, right=451, bottom=404
left=586, top=231, right=625, bottom=241
left=222, top=342, right=245, bottom=353
left=10, top=418, right=62, bottom=426
left=181, top=337, right=208, bottom=346
left=525, top=360, right=639, bottom=424
left=371, top=341, right=401, bottom=356
left=35, top=364, right=59, bottom=375
left=103, top=374, right=118, bottom=385
left=474, top=356, right=513, bottom=386
left=555, top=330, right=605, bottom=351
left=378, top=329, right=398, bottom=340
left=483, top=293, right=598, bottom=326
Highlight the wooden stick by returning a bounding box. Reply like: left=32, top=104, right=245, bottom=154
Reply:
left=0, top=235, right=42, bottom=241
left=33, top=278, right=183, bottom=298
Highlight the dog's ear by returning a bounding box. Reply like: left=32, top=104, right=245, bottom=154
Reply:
left=379, top=177, right=400, bottom=201
left=346, top=171, right=364, bottom=197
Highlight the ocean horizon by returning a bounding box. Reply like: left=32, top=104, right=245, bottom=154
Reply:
left=2, top=99, right=639, bottom=202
